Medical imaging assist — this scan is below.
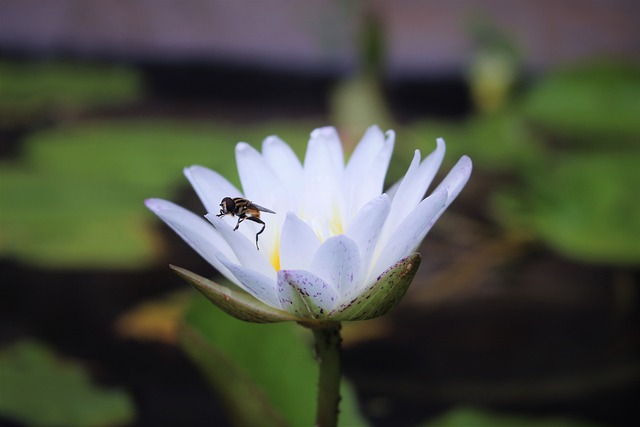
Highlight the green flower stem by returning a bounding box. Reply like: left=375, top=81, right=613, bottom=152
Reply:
left=313, top=323, right=342, bottom=427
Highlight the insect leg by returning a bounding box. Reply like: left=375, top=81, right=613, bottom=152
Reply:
left=245, top=216, right=266, bottom=250
left=234, top=216, right=245, bottom=231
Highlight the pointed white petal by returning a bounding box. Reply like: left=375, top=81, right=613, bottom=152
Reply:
left=184, top=165, right=242, bottom=215
left=235, top=142, right=287, bottom=210
left=144, top=198, right=239, bottom=285
left=345, top=194, right=391, bottom=277
left=310, top=126, right=344, bottom=173
left=235, top=142, right=286, bottom=251
left=343, top=126, right=395, bottom=218
left=310, top=235, right=362, bottom=301
left=433, top=155, right=473, bottom=207
left=371, top=190, right=448, bottom=281
left=416, top=138, right=446, bottom=198
left=279, top=212, right=321, bottom=270
left=301, top=128, right=345, bottom=236
left=261, top=135, right=303, bottom=197
left=344, top=125, right=385, bottom=182
left=278, top=270, right=339, bottom=315
left=206, top=214, right=276, bottom=280
left=217, top=256, right=281, bottom=309
left=380, top=149, right=421, bottom=244
left=379, top=139, right=446, bottom=248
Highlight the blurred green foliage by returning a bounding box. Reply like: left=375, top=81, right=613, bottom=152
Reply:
left=494, top=151, right=640, bottom=265
left=521, top=62, right=640, bottom=142
left=408, top=61, right=640, bottom=266
left=1, top=58, right=638, bottom=269
left=409, top=111, right=542, bottom=173
left=422, top=407, right=601, bottom=427
left=180, top=292, right=368, bottom=427
left=0, top=341, right=135, bottom=427
left=0, top=60, right=141, bottom=122
left=0, top=121, right=311, bottom=269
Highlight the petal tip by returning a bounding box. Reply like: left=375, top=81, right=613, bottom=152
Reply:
left=235, top=142, right=252, bottom=152
left=311, top=126, right=337, bottom=139
left=144, top=198, right=166, bottom=212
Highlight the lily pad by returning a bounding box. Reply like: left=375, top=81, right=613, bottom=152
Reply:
left=0, top=60, right=141, bottom=123
left=521, top=61, right=640, bottom=142
left=493, top=151, right=640, bottom=265
left=0, top=341, right=135, bottom=427
left=0, top=121, right=311, bottom=269
left=180, top=292, right=368, bottom=427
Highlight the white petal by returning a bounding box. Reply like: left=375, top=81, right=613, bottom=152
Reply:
left=235, top=142, right=287, bottom=210
left=279, top=212, right=321, bottom=270
left=380, top=149, right=421, bottom=244
left=235, top=142, right=286, bottom=251
left=301, top=128, right=345, bottom=236
left=310, top=235, right=362, bottom=301
left=206, top=214, right=276, bottom=280
left=262, top=135, right=303, bottom=197
left=343, top=126, right=395, bottom=218
left=371, top=190, right=448, bottom=281
left=310, top=126, right=344, bottom=173
left=433, top=155, right=473, bottom=207
left=416, top=138, right=446, bottom=199
left=345, top=194, right=391, bottom=277
left=184, top=165, right=242, bottom=215
left=217, top=256, right=281, bottom=309
left=144, top=198, right=240, bottom=285
left=278, top=270, right=339, bottom=313
left=379, top=139, right=445, bottom=248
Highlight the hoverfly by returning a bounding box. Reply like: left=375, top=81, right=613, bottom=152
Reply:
left=217, top=197, right=276, bottom=250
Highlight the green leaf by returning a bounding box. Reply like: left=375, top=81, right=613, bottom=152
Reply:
left=0, top=341, right=135, bottom=427
left=171, top=265, right=298, bottom=323
left=180, top=293, right=369, bottom=427
left=493, top=152, right=640, bottom=265
left=421, top=407, right=602, bottom=427
left=0, top=60, right=141, bottom=124
left=521, top=61, right=640, bottom=142
left=331, top=253, right=421, bottom=321
left=0, top=121, right=311, bottom=269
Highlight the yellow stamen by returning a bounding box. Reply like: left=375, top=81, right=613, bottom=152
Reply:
left=270, top=239, right=281, bottom=271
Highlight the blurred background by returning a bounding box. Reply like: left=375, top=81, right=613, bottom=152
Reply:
left=1, top=1, right=639, bottom=426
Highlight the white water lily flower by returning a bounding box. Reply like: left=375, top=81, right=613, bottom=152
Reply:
left=146, top=126, right=471, bottom=325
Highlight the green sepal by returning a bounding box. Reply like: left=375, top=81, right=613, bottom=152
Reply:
left=329, top=253, right=421, bottom=321
left=170, top=265, right=299, bottom=323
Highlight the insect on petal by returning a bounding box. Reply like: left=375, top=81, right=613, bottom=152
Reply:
left=184, top=165, right=242, bottom=215
left=144, top=198, right=240, bottom=284
left=206, top=214, right=277, bottom=280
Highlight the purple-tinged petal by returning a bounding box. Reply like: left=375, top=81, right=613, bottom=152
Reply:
left=278, top=270, right=339, bottom=318
left=217, top=255, right=281, bottom=309
left=172, top=265, right=297, bottom=323
left=310, top=235, right=362, bottom=301
left=331, top=253, right=421, bottom=321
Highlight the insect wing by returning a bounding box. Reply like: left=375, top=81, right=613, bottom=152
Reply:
left=250, top=203, right=276, bottom=214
